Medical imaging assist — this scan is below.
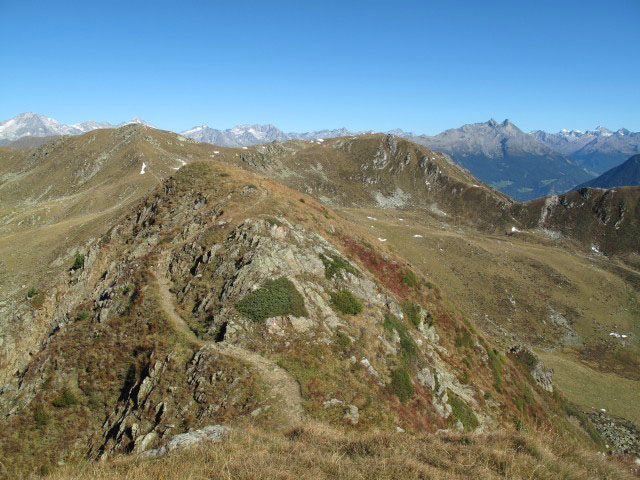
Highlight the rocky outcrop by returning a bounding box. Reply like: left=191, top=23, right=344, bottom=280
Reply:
left=588, top=411, right=639, bottom=456
left=531, top=361, right=554, bottom=393
left=139, top=425, right=229, bottom=458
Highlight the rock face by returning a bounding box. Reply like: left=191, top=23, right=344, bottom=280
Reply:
left=168, top=215, right=403, bottom=344
left=139, top=425, right=229, bottom=458
left=531, top=361, right=554, bottom=393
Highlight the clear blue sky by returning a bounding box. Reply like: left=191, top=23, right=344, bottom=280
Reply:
left=1, top=0, right=638, bottom=134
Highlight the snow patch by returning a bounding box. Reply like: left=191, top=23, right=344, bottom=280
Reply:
left=609, top=332, right=629, bottom=339
left=413, top=234, right=423, bottom=238
left=377, top=238, right=387, bottom=242
left=140, top=162, right=147, bottom=175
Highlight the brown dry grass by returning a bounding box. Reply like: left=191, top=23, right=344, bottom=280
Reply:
left=47, top=422, right=634, bottom=480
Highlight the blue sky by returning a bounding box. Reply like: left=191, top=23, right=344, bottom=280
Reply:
left=1, top=0, right=638, bottom=134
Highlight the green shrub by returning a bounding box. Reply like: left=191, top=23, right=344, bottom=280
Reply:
left=52, top=389, right=77, bottom=408
left=383, top=313, right=418, bottom=362
left=236, top=277, right=308, bottom=322
left=71, top=253, right=84, bottom=270
left=486, top=347, right=505, bottom=393
left=401, top=300, right=421, bottom=327
left=219, top=172, right=230, bottom=177
left=75, top=310, right=90, bottom=321
left=514, top=396, right=526, bottom=414
left=299, top=198, right=305, bottom=203
left=523, top=385, right=533, bottom=404
left=121, top=284, right=131, bottom=295
left=330, top=290, right=363, bottom=315
left=34, top=404, right=49, bottom=428
left=335, top=331, right=352, bottom=347
left=400, top=269, right=418, bottom=288
left=27, top=287, right=39, bottom=298
left=319, top=253, right=357, bottom=279
left=391, top=367, right=414, bottom=402
left=447, top=390, right=479, bottom=431
left=455, top=330, right=474, bottom=348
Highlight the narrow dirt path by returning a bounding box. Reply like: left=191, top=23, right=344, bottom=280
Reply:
left=152, top=270, right=305, bottom=426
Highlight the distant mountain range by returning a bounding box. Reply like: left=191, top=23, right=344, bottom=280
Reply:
left=530, top=127, right=640, bottom=174
left=397, top=120, right=595, bottom=201
left=180, top=124, right=353, bottom=147
left=0, top=112, right=153, bottom=144
left=575, top=154, right=640, bottom=190
left=2, top=112, right=638, bottom=201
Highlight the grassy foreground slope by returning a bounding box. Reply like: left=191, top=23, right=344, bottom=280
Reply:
left=48, top=423, right=635, bottom=480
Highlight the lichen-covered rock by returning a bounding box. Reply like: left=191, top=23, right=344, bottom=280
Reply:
left=531, top=361, right=554, bottom=393
left=139, top=425, right=229, bottom=458
left=344, top=405, right=359, bottom=424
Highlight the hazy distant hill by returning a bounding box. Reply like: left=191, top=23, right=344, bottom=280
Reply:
left=575, top=154, right=640, bottom=189
left=403, top=119, right=595, bottom=201
left=530, top=127, right=640, bottom=174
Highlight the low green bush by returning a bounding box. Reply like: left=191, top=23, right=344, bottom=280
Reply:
left=319, top=253, right=357, bottom=279
left=330, top=290, right=363, bottom=315
left=34, top=404, right=49, bottom=428
left=236, top=277, right=308, bottom=322
left=447, top=389, right=479, bottom=431
left=335, top=331, right=352, bottom=347
left=401, top=300, right=421, bottom=327
left=76, top=310, right=90, bottom=321
left=455, top=330, right=474, bottom=348
left=52, top=389, right=77, bottom=408
left=27, top=287, right=39, bottom=298
left=391, top=367, right=415, bottom=402
left=383, top=313, right=418, bottom=362
left=486, top=347, right=505, bottom=393
left=400, top=269, right=418, bottom=288
left=71, top=253, right=84, bottom=270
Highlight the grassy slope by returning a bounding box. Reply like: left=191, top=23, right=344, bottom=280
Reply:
left=336, top=206, right=640, bottom=425
left=537, top=351, right=640, bottom=425
left=47, top=423, right=634, bottom=480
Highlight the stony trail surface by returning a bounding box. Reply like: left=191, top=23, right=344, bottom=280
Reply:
left=152, top=269, right=306, bottom=427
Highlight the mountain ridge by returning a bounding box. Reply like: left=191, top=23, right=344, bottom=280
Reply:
left=530, top=127, right=640, bottom=173
left=575, top=154, right=640, bottom=190
left=401, top=119, right=596, bottom=201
